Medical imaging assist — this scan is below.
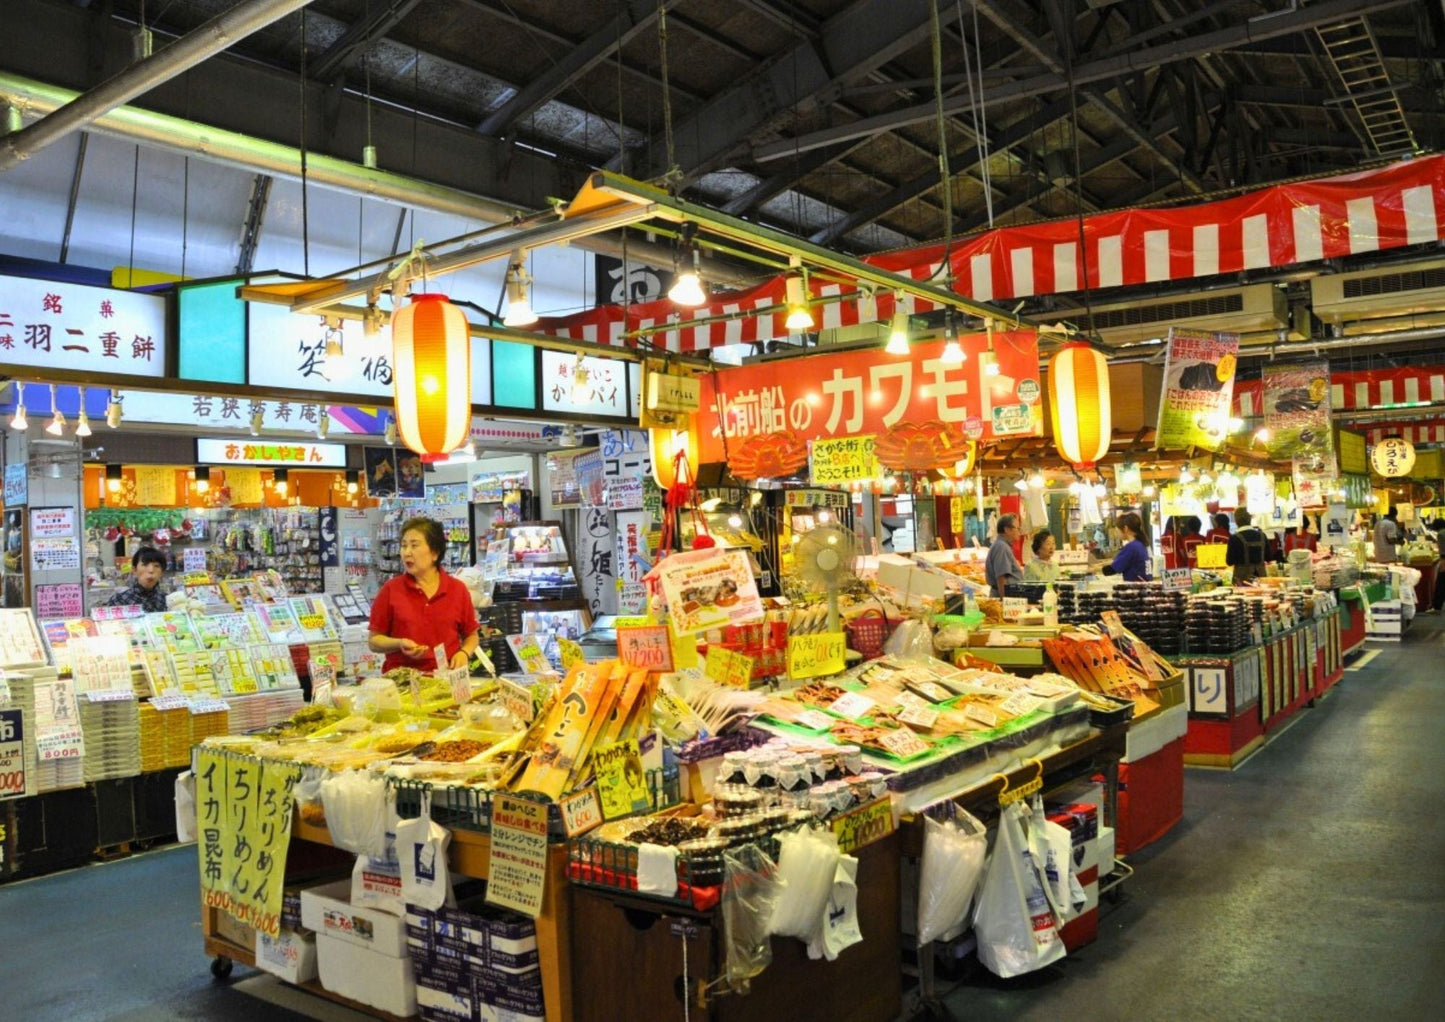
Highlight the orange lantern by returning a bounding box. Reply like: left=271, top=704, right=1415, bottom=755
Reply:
left=391, top=293, right=472, bottom=462
left=650, top=428, right=699, bottom=489
left=1048, top=342, right=1111, bottom=468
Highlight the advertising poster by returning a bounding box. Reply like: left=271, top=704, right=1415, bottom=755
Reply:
left=654, top=548, right=763, bottom=635
left=1264, top=360, right=1333, bottom=462
left=363, top=447, right=397, bottom=497
left=810, top=435, right=881, bottom=485
left=1155, top=328, right=1238, bottom=451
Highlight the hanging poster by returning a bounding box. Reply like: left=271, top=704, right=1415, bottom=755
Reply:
left=1264, top=360, right=1333, bottom=462
left=1321, top=504, right=1352, bottom=548
left=34, top=583, right=83, bottom=619
left=226, top=468, right=263, bottom=505
left=396, top=451, right=425, bottom=499
left=546, top=449, right=585, bottom=509
left=363, top=447, right=398, bottom=497
left=1155, top=328, right=1239, bottom=451
left=809, top=435, right=881, bottom=485
left=31, top=538, right=80, bottom=571
left=1293, top=459, right=1336, bottom=511
left=614, top=511, right=650, bottom=588
left=133, top=466, right=177, bottom=506
left=652, top=548, right=764, bottom=635
left=486, top=794, right=549, bottom=918
left=578, top=506, right=617, bottom=617
left=29, top=507, right=75, bottom=539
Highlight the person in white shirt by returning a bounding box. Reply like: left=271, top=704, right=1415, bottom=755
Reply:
left=1373, top=508, right=1400, bottom=563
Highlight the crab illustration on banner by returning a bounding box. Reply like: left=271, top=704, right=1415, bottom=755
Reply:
left=695, top=331, right=1040, bottom=464
left=727, top=430, right=809, bottom=480
left=874, top=420, right=973, bottom=472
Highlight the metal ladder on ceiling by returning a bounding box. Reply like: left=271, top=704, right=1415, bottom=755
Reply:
left=1314, top=17, right=1417, bottom=157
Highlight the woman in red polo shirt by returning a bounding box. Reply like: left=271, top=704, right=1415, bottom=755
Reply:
left=369, top=517, right=480, bottom=672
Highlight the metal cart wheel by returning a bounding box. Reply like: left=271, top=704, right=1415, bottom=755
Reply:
left=210, top=955, right=234, bottom=981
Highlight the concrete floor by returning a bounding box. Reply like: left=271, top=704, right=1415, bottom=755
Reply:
left=1, top=619, right=1443, bottom=1021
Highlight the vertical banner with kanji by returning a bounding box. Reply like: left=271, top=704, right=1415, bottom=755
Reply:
left=1264, top=360, right=1333, bottom=463
left=197, top=748, right=301, bottom=937
left=1155, top=328, right=1239, bottom=451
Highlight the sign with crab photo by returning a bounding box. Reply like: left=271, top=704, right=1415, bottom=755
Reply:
left=1155, top=327, right=1239, bottom=451
left=1263, top=360, right=1334, bottom=462
left=652, top=548, right=764, bottom=635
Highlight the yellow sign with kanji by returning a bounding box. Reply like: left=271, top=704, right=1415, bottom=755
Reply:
left=809, top=435, right=881, bottom=485
left=704, top=647, right=754, bottom=688
left=787, top=632, right=846, bottom=680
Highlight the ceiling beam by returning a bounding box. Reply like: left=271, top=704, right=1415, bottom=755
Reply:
left=477, top=0, right=677, bottom=138
left=747, top=0, right=1414, bottom=160
left=309, top=0, right=421, bottom=83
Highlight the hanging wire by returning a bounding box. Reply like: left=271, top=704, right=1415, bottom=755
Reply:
left=929, top=1, right=955, bottom=286
left=180, top=155, right=189, bottom=279
left=299, top=6, right=310, bottom=278
left=1062, top=18, right=1095, bottom=336
left=126, top=144, right=140, bottom=289
left=657, top=0, right=677, bottom=187
left=957, top=0, right=992, bottom=227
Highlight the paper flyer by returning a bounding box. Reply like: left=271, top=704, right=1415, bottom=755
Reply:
left=652, top=548, right=764, bottom=635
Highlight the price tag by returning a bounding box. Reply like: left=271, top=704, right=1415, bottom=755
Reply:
left=37, top=726, right=84, bottom=761
left=409, top=675, right=422, bottom=705
left=905, top=679, right=953, bottom=704
left=704, top=648, right=754, bottom=689
left=1162, top=567, right=1192, bottom=592
left=897, top=704, right=940, bottom=729
left=433, top=644, right=448, bottom=670
left=827, top=691, right=876, bottom=719
left=83, top=688, right=135, bottom=703
left=557, top=638, right=586, bottom=670
left=498, top=678, right=535, bottom=723
left=1002, top=597, right=1029, bottom=620
left=506, top=635, right=551, bottom=674
left=617, top=626, right=675, bottom=672
left=1055, top=547, right=1090, bottom=565
left=1027, top=680, right=1073, bottom=698
left=559, top=786, right=603, bottom=837
left=150, top=694, right=190, bottom=711
left=669, top=625, right=699, bottom=671
left=310, top=662, right=336, bottom=707
left=786, top=632, right=846, bottom=680
left=795, top=709, right=835, bottom=731
left=894, top=690, right=929, bottom=711
left=964, top=703, right=999, bottom=728
left=448, top=667, right=472, bottom=706
left=188, top=698, right=231, bottom=714
left=612, top=616, right=654, bottom=629
left=879, top=728, right=930, bottom=758
left=999, top=693, right=1044, bottom=717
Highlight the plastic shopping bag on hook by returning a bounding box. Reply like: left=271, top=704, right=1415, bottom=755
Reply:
left=916, top=809, right=988, bottom=946
left=973, top=800, right=1066, bottom=978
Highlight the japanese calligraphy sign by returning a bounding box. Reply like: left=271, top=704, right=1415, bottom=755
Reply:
left=1155, top=328, right=1239, bottom=451
left=196, top=748, right=301, bottom=937
left=614, top=511, right=650, bottom=587
left=540, top=351, right=632, bottom=418
left=809, top=435, right=881, bottom=485
left=486, top=793, right=549, bottom=917
left=1263, top=360, right=1333, bottom=462
left=0, top=275, right=166, bottom=378
left=694, top=331, right=1040, bottom=463
left=786, top=631, right=846, bottom=680
left=617, top=625, right=674, bottom=672
left=0, top=708, right=29, bottom=800
left=195, top=438, right=347, bottom=468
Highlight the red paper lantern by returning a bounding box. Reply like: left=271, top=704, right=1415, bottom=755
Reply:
left=391, top=293, right=472, bottom=462
left=1048, top=342, right=1111, bottom=469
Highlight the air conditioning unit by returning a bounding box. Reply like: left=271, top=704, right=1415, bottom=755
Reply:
left=1310, top=258, right=1445, bottom=324
left=1082, top=284, right=1288, bottom=345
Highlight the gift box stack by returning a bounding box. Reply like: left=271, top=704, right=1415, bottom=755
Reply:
left=1184, top=596, right=1251, bottom=654
left=226, top=689, right=306, bottom=733
left=138, top=701, right=167, bottom=773
left=186, top=702, right=231, bottom=746
left=79, top=693, right=142, bottom=782
left=1111, top=583, right=1186, bottom=655
left=405, top=897, right=544, bottom=1022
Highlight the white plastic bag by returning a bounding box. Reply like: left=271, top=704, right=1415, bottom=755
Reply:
left=807, top=854, right=862, bottom=961
left=883, top=618, right=935, bottom=661
left=396, top=792, right=453, bottom=911
left=1030, top=795, right=1073, bottom=922
left=175, top=770, right=197, bottom=843
left=916, top=810, right=988, bottom=945
left=770, top=828, right=842, bottom=942
left=319, top=770, right=393, bottom=858
left=973, top=800, right=1066, bottom=978
left=353, top=851, right=404, bottom=916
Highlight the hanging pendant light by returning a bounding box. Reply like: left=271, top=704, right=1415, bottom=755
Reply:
left=106, top=463, right=123, bottom=493
left=272, top=468, right=289, bottom=496
left=885, top=292, right=910, bottom=356
left=502, top=252, right=538, bottom=327
left=784, top=269, right=814, bottom=332
left=391, top=292, right=472, bottom=462
left=1048, top=341, right=1112, bottom=469
left=45, top=384, right=66, bottom=436
left=940, top=311, right=965, bottom=364
left=346, top=469, right=359, bottom=495
left=106, top=390, right=123, bottom=428
left=667, top=227, right=706, bottom=307
left=10, top=381, right=27, bottom=431
left=194, top=465, right=210, bottom=494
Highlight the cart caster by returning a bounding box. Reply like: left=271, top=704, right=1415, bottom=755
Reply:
left=211, top=955, right=234, bottom=981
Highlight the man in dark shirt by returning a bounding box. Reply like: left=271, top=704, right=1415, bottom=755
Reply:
left=104, top=546, right=169, bottom=612
left=1226, top=509, right=1268, bottom=586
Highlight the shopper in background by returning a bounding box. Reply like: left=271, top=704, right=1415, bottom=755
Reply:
left=1430, top=518, right=1445, bottom=613
left=1205, top=512, right=1232, bottom=545
left=1180, top=516, right=1206, bottom=569
left=1283, top=519, right=1318, bottom=555
left=104, top=546, right=169, bottom=612
left=369, top=516, right=480, bottom=672
left=1100, top=512, right=1150, bottom=581
left=1024, top=529, right=1059, bottom=582
left=1160, top=516, right=1181, bottom=570
left=985, top=514, right=1024, bottom=596
left=1373, top=507, right=1400, bottom=563
left=1227, top=509, right=1269, bottom=585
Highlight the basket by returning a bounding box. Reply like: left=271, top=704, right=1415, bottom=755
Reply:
left=846, top=608, right=896, bottom=660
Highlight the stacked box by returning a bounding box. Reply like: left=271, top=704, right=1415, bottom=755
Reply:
left=138, top=702, right=166, bottom=773
left=1365, top=599, right=1402, bottom=642
left=79, top=693, right=142, bottom=782
left=1044, top=800, right=1100, bottom=952
left=406, top=896, right=544, bottom=1022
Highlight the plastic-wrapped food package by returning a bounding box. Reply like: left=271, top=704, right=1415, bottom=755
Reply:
left=916, top=810, right=988, bottom=945
left=973, top=800, right=1066, bottom=977
left=883, top=618, right=935, bottom=661
left=722, top=843, right=781, bottom=992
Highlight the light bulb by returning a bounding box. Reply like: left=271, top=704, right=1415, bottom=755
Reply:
left=1014, top=476, right=1028, bottom=491
left=45, top=384, right=64, bottom=435
left=668, top=248, right=706, bottom=307
left=273, top=469, right=288, bottom=496
left=75, top=410, right=91, bottom=437
left=502, top=258, right=537, bottom=327
left=1028, top=471, right=1045, bottom=489
left=885, top=310, right=910, bottom=355
left=1254, top=427, right=1272, bottom=443
left=817, top=510, right=832, bottom=524
left=749, top=491, right=763, bottom=507
left=10, top=399, right=26, bottom=431
left=1179, top=467, right=1196, bottom=484
left=1092, top=482, right=1107, bottom=497
left=346, top=469, right=359, bottom=496
left=1199, top=472, right=1213, bottom=486
left=324, top=331, right=348, bottom=380
left=984, top=353, right=1001, bottom=376
left=1069, top=480, right=1084, bottom=495
left=194, top=466, right=210, bottom=494
left=106, top=463, right=123, bottom=493
left=571, top=361, right=591, bottom=404
left=1143, top=485, right=1156, bottom=498
left=1228, top=417, right=1244, bottom=432
left=727, top=514, right=743, bottom=528
left=784, top=274, right=814, bottom=331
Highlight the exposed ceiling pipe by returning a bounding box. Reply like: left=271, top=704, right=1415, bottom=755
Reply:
left=0, top=0, right=315, bottom=172
left=0, top=71, right=754, bottom=285
left=1101, top=324, right=1445, bottom=366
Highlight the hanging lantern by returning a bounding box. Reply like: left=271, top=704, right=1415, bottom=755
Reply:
left=1048, top=342, right=1111, bottom=468
left=649, top=428, right=700, bottom=489
left=391, top=293, right=472, bottom=462
left=1371, top=435, right=1415, bottom=478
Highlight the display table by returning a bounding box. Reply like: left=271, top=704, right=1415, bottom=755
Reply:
left=202, top=811, right=575, bottom=1022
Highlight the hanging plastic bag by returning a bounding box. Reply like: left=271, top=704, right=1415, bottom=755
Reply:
left=722, top=843, right=782, bottom=992
left=1030, top=795, right=1073, bottom=923
left=769, top=827, right=841, bottom=942
left=916, top=810, right=988, bottom=945
left=396, top=791, right=453, bottom=911
left=973, top=800, right=1066, bottom=978
left=807, top=854, right=862, bottom=962
left=175, top=770, right=197, bottom=843
left=320, top=770, right=393, bottom=858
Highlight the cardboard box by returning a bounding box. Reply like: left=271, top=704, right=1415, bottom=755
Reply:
left=255, top=928, right=318, bottom=985
left=214, top=911, right=255, bottom=951
left=316, top=931, right=417, bottom=1017
left=301, top=879, right=408, bottom=958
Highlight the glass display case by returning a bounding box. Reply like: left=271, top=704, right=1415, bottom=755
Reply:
left=487, top=522, right=583, bottom=603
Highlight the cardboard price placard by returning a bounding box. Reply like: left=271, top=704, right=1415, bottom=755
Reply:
left=1162, top=567, right=1193, bottom=592
left=506, top=635, right=552, bottom=674
left=557, top=638, right=586, bottom=670
left=559, top=786, right=603, bottom=837
left=831, top=797, right=895, bottom=855
left=0, top=708, right=28, bottom=799
left=1002, top=597, right=1029, bottom=620
left=786, top=631, right=846, bottom=680
left=809, top=435, right=881, bottom=485
left=617, top=625, right=675, bottom=672
left=827, top=691, right=876, bottom=719
left=592, top=739, right=651, bottom=821
left=879, top=728, right=931, bottom=758
left=486, top=794, right=548, bottom=918
left=1195, top=544, right=1229, bottom=569
left=448, top=667, right=472, bottom=706
left=498, top=678, right=537, bottom=724
left=704, top=647, right=754, bottom=688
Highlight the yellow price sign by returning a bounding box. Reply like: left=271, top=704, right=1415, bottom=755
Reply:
left=1195, top=543, right=1229, bottom=569
left=831, top=796, right=895, bottom=855
left=705, top=647, right=755, bottom=689
left=787, top=631, right=846, bottom=680
left=557, top=638, right=586, bottom=670
left=669, top=624, right=699, bottom=671
left=950, top=497, right=964, bottom=534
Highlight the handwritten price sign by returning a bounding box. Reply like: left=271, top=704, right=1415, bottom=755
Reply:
left=705, top=647, right=755, bottom=689
left=617, top=626, right=675, bottom=672
left=786, top=631, right=846, bottom=680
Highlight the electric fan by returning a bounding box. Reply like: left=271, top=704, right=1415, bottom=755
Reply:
left=793, top=523, right=860, bottom=633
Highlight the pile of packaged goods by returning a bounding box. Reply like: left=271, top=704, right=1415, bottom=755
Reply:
left=1110, top=584, right=1187, bottom=655
left=406, top=890, right=544, bottom=1022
